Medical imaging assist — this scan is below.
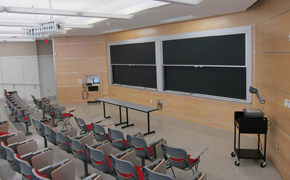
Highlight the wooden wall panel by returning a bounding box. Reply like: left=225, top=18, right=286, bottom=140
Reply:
left=54, top=35, right=105, bottom=44
left=54, top=43, right=106, bottom=59
left=55, top=57, right=107, bottom=73
left=255, top=53, right=290, bottom=93
left=54, top=35, right=107, bottom=104
left=255, top=11, right=290, bottom=52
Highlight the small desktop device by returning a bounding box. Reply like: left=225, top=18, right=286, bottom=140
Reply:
left=93, top=78, right=100, bottom=84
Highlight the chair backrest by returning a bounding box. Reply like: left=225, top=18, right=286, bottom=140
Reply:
left=92, top=124, right=108, bottom=142
left=161, top=144, right=189, bottom=169
left=110, top=155, right=139, bottom=180
left=108, top=128, right=127, bottom=150
left=15, top=154, right=34, bottom=180
left=52, top=106, right=63, bottom=119
left=127, top=134, right=150, bottom=159
left=53, top=130, right=71, bottom=152
left=32, top=168, right=50, bottom=180
left=142, top=166, right=173, bottom=180
left=32, top=118, right=45, bottom=138
left=74, top=117, right=88, bottom=132
left=44, top=104, right=52, bottom=116
left=2, top=142, right=21, bottom=173
left=43, top=124, right=56, bottom=145
left=67, top=135, right=90, bottom=162
left=85, top=144, right=112, bottom=174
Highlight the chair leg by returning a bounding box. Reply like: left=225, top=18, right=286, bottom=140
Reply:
left=44, top=138, right=48, bottom=148
left=141, top=159, right=145, bottom=167
left=25, top=123, right=32, bottom=136
left=79, top=161, right=91, bottom=179
left=170, top=166, right=176, bottom=178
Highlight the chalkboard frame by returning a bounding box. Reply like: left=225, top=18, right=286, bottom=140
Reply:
left=107, top=26, right=252, bottom=103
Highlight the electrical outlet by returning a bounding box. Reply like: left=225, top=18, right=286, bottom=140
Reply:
left=69, top=93, right=71, bottom=96
left=47, top=89, right=49, bottom=92
left=276, top=143, right=279, bottom=150
left=165, top=102, right=168, bottom=106
left=150, top=100, right=152, bottom=103
left=131, top=97, right=132, bottom=99
left=210, top=110, right=213, bottom=115
left=285, top=99, right=288, bottom=107
left=113, top=93, right=114, bottom=95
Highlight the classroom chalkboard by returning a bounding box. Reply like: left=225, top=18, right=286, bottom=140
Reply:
left=164, top=66, right=246, bottom=100
left=163, top=34, right=245, bottom=65
left=112, top=65, right=157, bottom=88
left=110, top=42, right=155, bottom=64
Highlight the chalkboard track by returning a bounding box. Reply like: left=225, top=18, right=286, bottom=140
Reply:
left=164, top=66, right=246, bottom=100
left=112, top=65, right=157, bottom=88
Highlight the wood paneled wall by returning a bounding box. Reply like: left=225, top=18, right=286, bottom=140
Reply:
left=53, top=35, right=108, bottom=104
left=53, top=0, right=290, bottom=178
left=104, top=1, right=290, bottom=179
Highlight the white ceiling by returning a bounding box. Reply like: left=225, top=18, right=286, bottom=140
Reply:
left=0, top=0, right=258, bottom=40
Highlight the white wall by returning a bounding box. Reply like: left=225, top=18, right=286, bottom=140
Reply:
left=38, top=55, right=57, bottom=98
left=0, top=56, right=41, bottom=100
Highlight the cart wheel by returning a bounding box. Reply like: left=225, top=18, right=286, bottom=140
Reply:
left=231, top=152, right=236, bottom=157
left=235, top=161, right=240, bottom=166
left=260, top=162, right=266, bottom=168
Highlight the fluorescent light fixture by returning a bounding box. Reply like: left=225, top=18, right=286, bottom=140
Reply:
left=65, top=24, right=93, bottom=28
left=6, top=7, right=79, bottom=16
left=0, top=22, right=34, bottom=27
left=158, top=0, right=203, bottom=5
left=5, top=6, right=133, bottom=19
left=80, top=12, right=133, bottom=19
left=0, top=31, right=22, bottom=34
left=101, top=29, right=123, bottom=34
left=114, top=1, right=169, bottom=15
left=160, top=15, right=193, bottom=23
left=0, top=38, right=35, bottom=42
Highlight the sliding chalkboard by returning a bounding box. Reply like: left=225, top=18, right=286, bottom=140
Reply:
left=112, top=65, right=157, bottom=88
left=110, top=42, right=155, bottom=64
left=163, top=34, right=245, bottom=65
left=164, top=66, right=246, bottom=100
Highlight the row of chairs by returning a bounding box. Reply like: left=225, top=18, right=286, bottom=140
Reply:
left=32, top=117, right=204, bottom=180
left=0, top=128, right=78, bottom=180
left=4, top=90, right=36, bottom=135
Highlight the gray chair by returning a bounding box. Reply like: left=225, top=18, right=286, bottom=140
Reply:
left=109, top=154, right=144, bottom=180
left=32, top=118, right=48, bottom=148
left=108, top=128, right=130, bottom=151
left=32, top=159, right=75, bottom=180
left=43, top=124, right=57, bottom=145
left=44, top=104, right=57, bottom=127
left=127, top=134, right=163, bottom=166
left=142, top=166, right=173, bottom=180
left=53, top=128, right=77, bottom=153
left=53, top=106, right=74, bottom=130
left=67, top=133, right=93, bottom=178
left=161, top=144, right=200, bottom=178
left=92, top=123, right=110, bottom=142
left=85, top=140, right=114, bottom=175
left=15, top=108, right=33, bottom=136
left=0, top=131, right=25, bottom=159
left=74, top=117, right=93, bottom=135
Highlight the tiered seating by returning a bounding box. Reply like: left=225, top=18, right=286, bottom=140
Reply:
left=0, top=131, right=25, bottom=159
left=4, top=90, right=36, bottom=135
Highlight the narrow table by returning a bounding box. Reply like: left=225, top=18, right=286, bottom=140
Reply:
left=97, top=98, right=158, bottom=136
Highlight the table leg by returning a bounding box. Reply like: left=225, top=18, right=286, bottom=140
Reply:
left=144, top=112, right=155, bottom=136
left=103, top=102, right=111, bottom=119
left=121, top=107, right=134, bottom=129
left=115, top=106, right=126, bottom=126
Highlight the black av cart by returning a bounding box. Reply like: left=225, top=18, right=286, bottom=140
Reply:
left=231, top=111, right=268, bottom=167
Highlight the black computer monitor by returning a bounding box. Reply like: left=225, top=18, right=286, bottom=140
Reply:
left=93, top=78, right=100, bottom=84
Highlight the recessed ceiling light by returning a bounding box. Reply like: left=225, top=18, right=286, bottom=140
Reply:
left=101, top=29, right=123, bottom=34
left=114, top=1, right=169, bottom=15
left=159, top=0, right=203, bottom=6
left=160, top=15, right=193, bottom=23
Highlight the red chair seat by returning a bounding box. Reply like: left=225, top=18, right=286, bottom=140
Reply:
left=86, top=124, right=93, bottom=131
left=24, top=117, right=28, bottom=121
left=62, top=113, right=73, bottom=118
left=0, top=132, right=9, bottom=136
left=35, top=169, right=46, bottom=178
left=135, top=147, right=153, bottom=155
left=120, top=166, right=144, bottom=180
left=106, top=134, right=110, bottom=140
left=51, top=112, right=55, bottom=115
left=115, top=139, right=129, bottom=147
